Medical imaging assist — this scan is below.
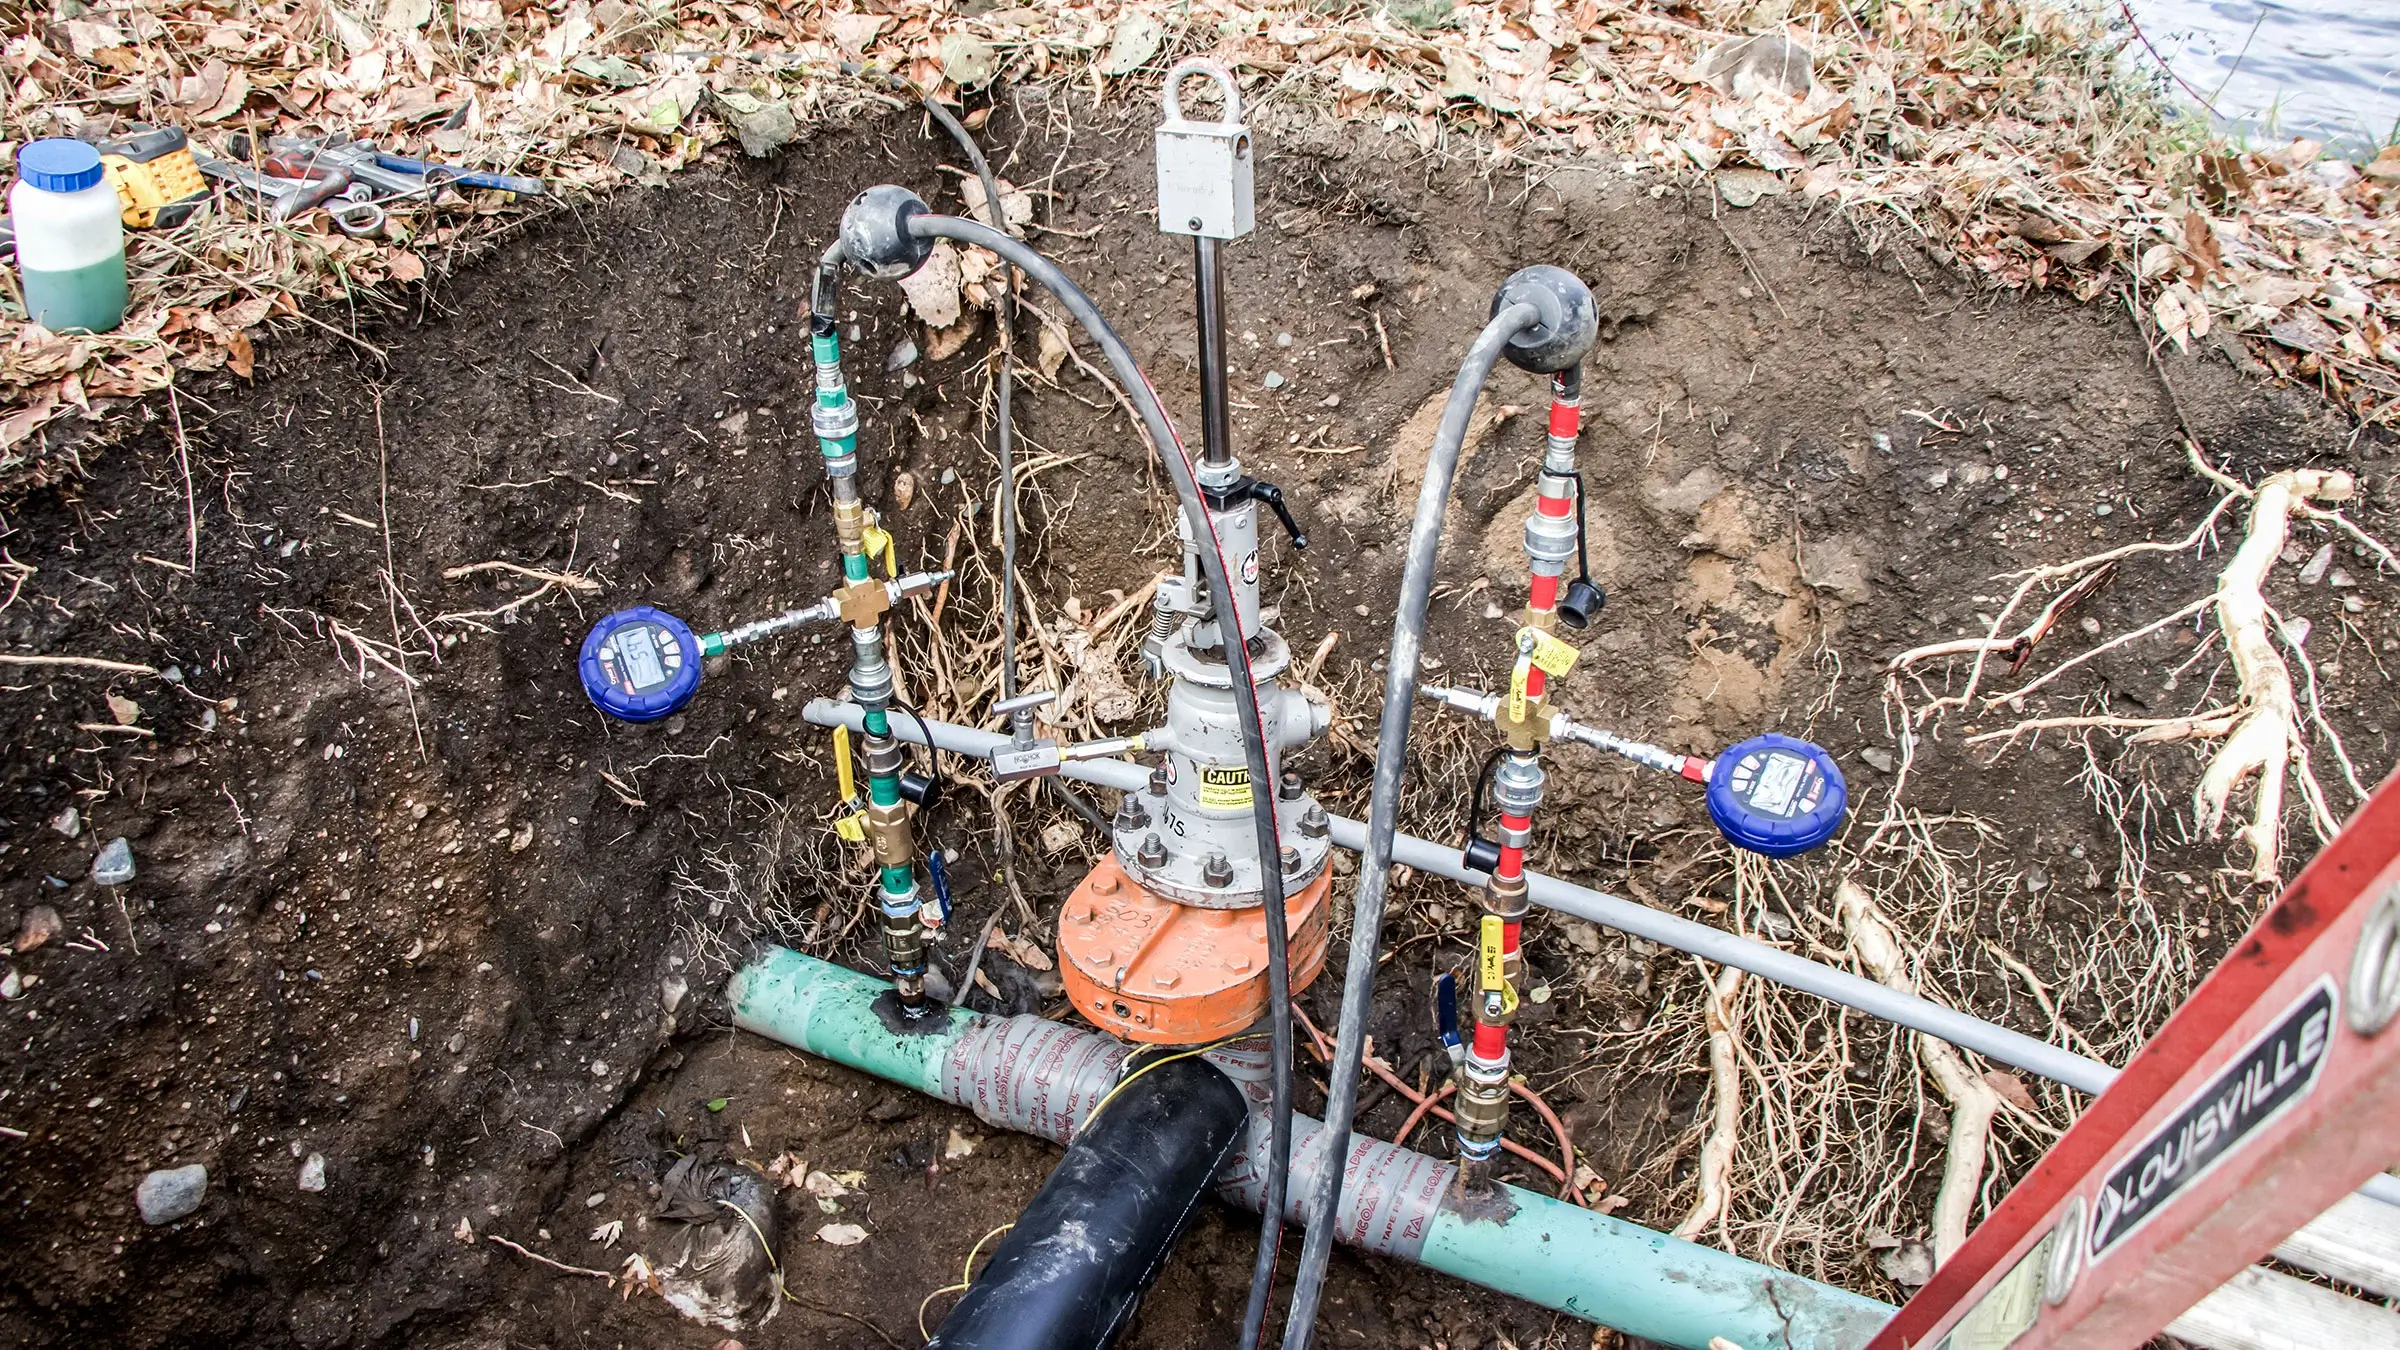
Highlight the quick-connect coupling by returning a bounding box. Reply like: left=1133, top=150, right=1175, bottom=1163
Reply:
left=813, top=396, right=860, bottom=447
left=1544, top=431, right=1579, bottom=477
left=1481, top=869, right=1530, bottom=922
left=1491, top=753, right=1546, bottom=819
left=863, top=737, right=907, bottom=780
left=1522, top=503, right=1577, bottom=576
left=847, top=630, right=895, bottom=707
left=831, top=494, right=869, bottom=545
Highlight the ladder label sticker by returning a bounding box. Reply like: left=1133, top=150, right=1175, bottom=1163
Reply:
left=1198, top=765, right=1253, bottom=810
left=1935, top=1228, right=2052, bottom=1350
left=2087, top=976, right=2337, bottom=1263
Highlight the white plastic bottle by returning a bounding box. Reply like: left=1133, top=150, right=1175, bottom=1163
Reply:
left=11, top=138, right=127, bottom=334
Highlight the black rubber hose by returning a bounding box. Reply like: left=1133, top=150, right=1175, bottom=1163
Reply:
left=925, top=1054, right=1250, bottom=1349
left=905, top=213, right=1299, bottom=1346
left=1276, top=303, right=1542, bottom=1350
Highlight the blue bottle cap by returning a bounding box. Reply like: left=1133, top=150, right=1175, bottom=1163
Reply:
left=579, top=607, right=702, bottom=722
left=18, top=139, right=105, bottom=194
left=1705, top=733, right=1846, bottom=858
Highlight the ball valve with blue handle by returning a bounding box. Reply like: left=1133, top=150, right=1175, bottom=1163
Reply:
left=578, top=569, right=952, bottom=723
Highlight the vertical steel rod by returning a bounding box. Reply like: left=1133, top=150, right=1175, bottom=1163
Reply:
left=1195, top=235, right=1234, bottom=469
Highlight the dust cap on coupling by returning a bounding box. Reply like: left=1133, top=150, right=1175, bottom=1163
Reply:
left=1490, top=264, right=1598, bottom=374
left=839, top=184, right=936, bottom=279
left=1705, top=733, right=1846, bottom=857
left=579, top=606, right=703, bottom=722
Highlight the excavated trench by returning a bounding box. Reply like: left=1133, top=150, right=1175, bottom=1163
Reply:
left=0, top=94, right=2390, bottom=1349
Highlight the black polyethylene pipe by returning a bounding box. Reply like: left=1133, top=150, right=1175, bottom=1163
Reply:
left=928, top=1054, right=1251, bottom=1350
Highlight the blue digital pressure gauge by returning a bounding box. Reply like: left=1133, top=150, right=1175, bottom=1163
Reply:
left=1705, top=733, right=1846, bottom=857
left=579, top=607, right=703, bottom=722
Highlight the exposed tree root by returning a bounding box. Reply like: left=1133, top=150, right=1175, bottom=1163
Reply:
left=1674, top=962, right=1746, bottom=1242
left=1885, top=442, right=2390, bottom=886
left=2126, top=457, right=2354, bottom=884
left=1835, top=878, right=1999, bottom=1263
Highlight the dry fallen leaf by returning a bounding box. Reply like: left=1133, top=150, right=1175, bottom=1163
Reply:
left=105, top=693, right=141, bottom=726
left=990, top=929, right=1053, bottom=972
left=899, top=239, right=965, bottom=329
left=1983, top=1070, right=2038, bottom=1113
left=1035, top=324, right=1071, bottom=382
left=817, top=1222, right=869, bottom=1246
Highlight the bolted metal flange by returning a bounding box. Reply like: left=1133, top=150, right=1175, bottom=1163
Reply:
left=1202, top=851, right=1234, bottom=888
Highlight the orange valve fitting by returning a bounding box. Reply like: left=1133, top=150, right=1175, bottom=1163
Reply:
left=1057, top=855, right=1332, bottom=1044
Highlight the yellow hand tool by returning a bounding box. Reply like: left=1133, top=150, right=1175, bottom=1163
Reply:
left=96, top=126, right=208, bottom=229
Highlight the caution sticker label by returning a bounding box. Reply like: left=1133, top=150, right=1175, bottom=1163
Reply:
left=1198, top=764, right=1253, bottom=810
left=1519, top=626, right=1580, bottom=678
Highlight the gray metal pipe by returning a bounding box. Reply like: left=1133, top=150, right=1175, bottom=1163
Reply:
left=801, top=697, right=2107, bottom=1088
left=800, top=698, right=2400, bottom=1215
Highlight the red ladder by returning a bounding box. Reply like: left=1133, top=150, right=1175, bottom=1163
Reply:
left=1867, top=773, right=2400, bottom=1349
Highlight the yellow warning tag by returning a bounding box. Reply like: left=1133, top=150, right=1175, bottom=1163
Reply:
left=1520, top=627, right=1579, bottom=678
left=1506, top=657, right=1532, bottom=725
left=1198, top=764, right=1253, bottom=810
left=832, top=724, right=858, bottom=804
left=833, top=811, right=867, bottom=844
left=861, top=521, right=897, bottom=577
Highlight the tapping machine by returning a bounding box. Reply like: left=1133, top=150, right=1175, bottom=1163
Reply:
left=575, top=61, right=1852, bottom=1350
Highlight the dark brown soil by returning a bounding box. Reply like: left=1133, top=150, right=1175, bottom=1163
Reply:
left=1, top=90, right=2392, bottom=1350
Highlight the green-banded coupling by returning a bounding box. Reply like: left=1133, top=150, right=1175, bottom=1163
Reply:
left=812, top=326, right=860, bottom=462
